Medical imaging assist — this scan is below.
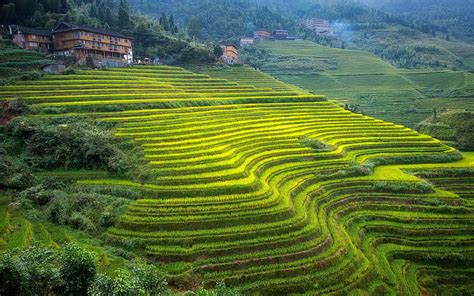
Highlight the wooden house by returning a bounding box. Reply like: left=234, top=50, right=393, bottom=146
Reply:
left=240, top=37, right=255, bottom=47
left=52, top=22, right=133, bottom=66
left=11, top=27, right=53, bottom=50
left=272, top=30, right=289, bottom=40
left=254, top=29, right=271, bottom=40
left=221, top=44, right=238, bottom=64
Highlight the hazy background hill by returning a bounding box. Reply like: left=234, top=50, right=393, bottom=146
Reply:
left=128, top=0, right=474, bottom=70
left=357, top=0, right=474, bottom=43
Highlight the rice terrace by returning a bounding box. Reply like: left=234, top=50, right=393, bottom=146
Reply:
left=1, top=0, right=474, bottom=295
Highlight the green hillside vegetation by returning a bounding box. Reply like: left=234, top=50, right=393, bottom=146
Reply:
left=417, top=111, right=474, bottom=151
left=239, top=40, right=474, bottom=128
left=358, top=0, right=474, bottom=43
left=0, top=38, right=55, bottom=85
left=0, top=0, right=216, bottom=63
left=464, top=55, right=474, bottom=70
left=342, top=25, right=474, bottom=70
left=0, top=65, right=473, bottom=294
left=128, top=0, right=474, bottom=70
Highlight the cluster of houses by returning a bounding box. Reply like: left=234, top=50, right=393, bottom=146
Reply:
left=221, top=28, right=304, bottom=65
left=10, top=22, right=134, bottom=67
left=10, top=19, right=334, bottom=67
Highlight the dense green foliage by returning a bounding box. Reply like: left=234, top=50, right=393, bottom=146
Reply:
left=4, top=116, right=153, bottom=181
left=359, top=0, right=474, bottom=43
left=0, top=244, right=166, bottom=295
left=127, top=0, right=474, bottom=69
left=0, top=244, right=239, bottom=295
left=418, top=111, right=474, bottom=151
left=0, top=38, right=53, bottom=85
left=128, top=0, right=296, bottom=43
left=16, top=180, right=131, bottom=233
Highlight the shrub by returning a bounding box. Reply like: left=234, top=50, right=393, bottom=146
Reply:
left=196, top=282, right=240, bottom=296
left=0, top=149, right=35, bottom=189
left=89, top=269, right=145, bottom=296
left=372, top=180, right=433, bottom=193
left=5, top=117, right=155, bottom=182
left=0, top=246, right=61, bottom=295
left=129, top=263, right=167, bottom=296
left=299, top=137, right=333, bottom=151
left=59, top=243, right=97, bottom=296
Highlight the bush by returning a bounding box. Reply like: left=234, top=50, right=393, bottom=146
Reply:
left=59, top=244, right=97, bottom=296
left=196, top=282, right=240, bottom=296
left=14, top=179, right=130, bottom=234
left=299, top=137, right=333, bottom=151
left=5, top=117, right=155, bottom=182
left=0, top=149, right=35, bottom=189
left=89, top=263, right=167, bottom=296
left=129, top=263, right=167, bottom=295
left=418, top=112, right=474, bottom=151
left=372, top=180, right=433, bottom=193
left=0, top=246, right=61, bottom=295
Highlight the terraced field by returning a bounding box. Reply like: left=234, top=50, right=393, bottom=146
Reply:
left=1, top=65, right=473, bottom=295
left=238, top=40, right=474, bottom=128
left=0, top=195, right=126, bottom=271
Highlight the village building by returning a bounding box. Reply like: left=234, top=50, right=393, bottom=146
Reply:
left=272, top=30, right=289, bottom=40
left=254, top=29, right=271, bottom=40
left=221, top=44, right=238, bottom=64
left=286, top=35, right=303, bottom=41
left=11, top=27, right=53, bottom=50
left=52, top=22, right=133, bottom=66
left=240, top=37, right=254, bottom=47
left=301, top=18, right=335, bottom=36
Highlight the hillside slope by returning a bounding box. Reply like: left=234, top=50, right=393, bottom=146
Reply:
left=358, top=0, right=474, bottom=43
left=240, top=40, right=474, bottom=128
left=0, top=66, right=473, bottom=294
left=129, top=0, right=474, bottom=70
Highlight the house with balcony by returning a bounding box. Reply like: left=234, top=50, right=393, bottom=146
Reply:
left=51, top=22, right=133, bottom=66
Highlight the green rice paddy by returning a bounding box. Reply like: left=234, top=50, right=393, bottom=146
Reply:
left=0, top=65, right=473, bottom=294
left=235, top=40, right=474, bottom=128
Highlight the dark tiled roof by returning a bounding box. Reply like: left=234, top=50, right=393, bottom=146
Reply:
left=53, top=22, right=131, bottom=39
left=14, top=26, right=52, bottom=36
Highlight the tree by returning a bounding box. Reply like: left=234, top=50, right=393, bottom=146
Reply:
left=168, top=15, right=175, bottom=32
left=104, top=7, right=115, bottom=27
left=213, top=44, right=223, bottom=58
left=0, top=3, right=15, bottom=24
left=159, top=12, right=169, bottom=31
left=117, top=0, right=130, bottom=29
left=59, top=244, right=97, bottom=296
left=187, top=16, right=202, bottom=40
